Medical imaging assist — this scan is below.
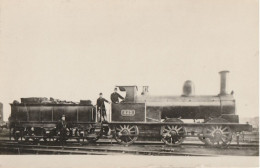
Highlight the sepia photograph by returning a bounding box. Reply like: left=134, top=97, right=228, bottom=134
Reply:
left=0, top=0, right=259, bottom=167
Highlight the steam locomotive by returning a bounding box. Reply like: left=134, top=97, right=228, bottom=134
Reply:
left=8, top=71, right=252, bottom=147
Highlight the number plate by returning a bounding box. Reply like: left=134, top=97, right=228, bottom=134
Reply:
left=121, top=110, right=135, bottom=116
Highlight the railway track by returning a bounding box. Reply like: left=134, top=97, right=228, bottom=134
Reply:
left=0, top=143, right=216, bottom=156
left=1, top=139, right=258, bottom=148
left=0, top=140, right=258, bottom=156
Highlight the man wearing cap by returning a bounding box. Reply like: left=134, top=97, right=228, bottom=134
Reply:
left=110, top=88, right=124, bottom=104
left=96, top=93, right=110, bottom=122
left=57, top=115, right=68, bottom=144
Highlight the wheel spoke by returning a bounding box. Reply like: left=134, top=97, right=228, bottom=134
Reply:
left=222, top=127, right=228, bottom=132
left=222, top=134, right=228, bottom=138
left=206, top=128, right=213, bottom=133
left=177, top=127, right=182, bottom=132
left=221, top=138, right=227, bottom=144
left=128, top=136, right=133, bottom=141
left=167, top=125, right=171, bottom=130
left=129, top=126, right=134, bottom=131
left=163, top=126, right=169, bottom=131
left=211, top=126, right=216, bottom=131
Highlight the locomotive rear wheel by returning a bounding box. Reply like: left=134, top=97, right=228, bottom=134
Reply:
left=203, top=119, right=232, bottom=147
left=114, top=125, right=139, bottom=145
left=161, top=118, right=186, bottom=146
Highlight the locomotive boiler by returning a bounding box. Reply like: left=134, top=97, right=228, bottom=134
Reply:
left=8, top=71, right=252, bottom=147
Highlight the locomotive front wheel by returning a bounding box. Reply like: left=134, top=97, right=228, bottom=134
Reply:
left=161, top=118, right=186, bottom=146
left=114, top=125, right=139, bottom=145
left=203, top=119, right=232, bottom=147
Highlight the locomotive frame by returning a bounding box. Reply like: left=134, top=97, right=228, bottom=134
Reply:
left=8, top=71, right=253, bottom=147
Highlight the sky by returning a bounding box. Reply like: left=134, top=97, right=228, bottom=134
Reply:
left=0, top=0, right=258, bottom=121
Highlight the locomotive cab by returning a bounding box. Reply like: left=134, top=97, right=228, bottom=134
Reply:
left=111, top=86, right=146, bottom=122
left=117, top=86, right=138, bottom=103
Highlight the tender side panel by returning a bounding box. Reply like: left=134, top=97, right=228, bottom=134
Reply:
left=64, top=106, right=77, bottom=122
left=28, top=106, right=41, bottom=121
left=41, top=106, right=53, bottom=121
left=16, top=106, right=28, bottom=121
left=112, top=103, right=145, bottom=122
left=53, top=106, right=65, bottom=121
left=11, top=105, right=95, bottom=123
left=78, top=106, right=94, bottom=122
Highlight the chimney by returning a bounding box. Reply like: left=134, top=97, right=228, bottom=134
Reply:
left=219, top=71, right=229, bottom=95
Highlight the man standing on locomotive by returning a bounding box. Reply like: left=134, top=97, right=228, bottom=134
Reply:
left=110, top=87, right=124, bottom=103
left=96, top=93, right=110, bottom=122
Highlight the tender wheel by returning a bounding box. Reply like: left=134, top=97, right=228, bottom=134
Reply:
left=203, top=118, right=232, bottom=147
left=114, top=125, right=139, bottom=145
left=12, top=128, right=21, bottom=141
left=32, top=138, right=40, bottom=143
left=59, top=128, right=70, bottom=143
left=161, top=118, right=186, bottom=146
left=24, top=137, right=29, bottom=142
left=86, top=124, right=101, bottom=143
left=13, top=133, right=20, bottom=141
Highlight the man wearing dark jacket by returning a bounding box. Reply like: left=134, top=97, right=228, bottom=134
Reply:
left=110, top=88, right=124, bottom=103
left=96, top=93, right=110, bottom=122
